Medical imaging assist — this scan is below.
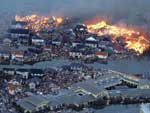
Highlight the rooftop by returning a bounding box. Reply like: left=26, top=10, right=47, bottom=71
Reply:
left=12, top=21, right=27, bottom=26
left=9, top=29, right=29, bottom=34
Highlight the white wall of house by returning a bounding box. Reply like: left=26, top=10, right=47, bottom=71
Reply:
left=69, top=52, right=83, bottom=58
left=29, top=83, right=36, bottom=89
left=97, top=55, right=108, bottom=59
left=16, top=71, right=29, bottom=79
left=11, top=33, right=29, bottom=38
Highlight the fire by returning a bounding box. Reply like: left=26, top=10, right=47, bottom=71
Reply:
left=52, top=16, right=63, bottom=24
left=15, top=14, right=64, bottom=32
left=85, top=18, right=150, bottom=54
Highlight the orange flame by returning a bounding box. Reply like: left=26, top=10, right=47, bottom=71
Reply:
left=85, top=18, right=150, bottom=54
left=15, top=14, right=64, bottom=32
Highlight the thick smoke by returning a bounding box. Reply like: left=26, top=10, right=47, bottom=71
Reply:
left=1, top=0, right=150, bottom=31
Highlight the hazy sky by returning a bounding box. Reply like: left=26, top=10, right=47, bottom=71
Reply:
left=0, top=0, right=150, bottom=27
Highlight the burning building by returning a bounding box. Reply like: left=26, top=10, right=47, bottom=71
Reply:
left=85, top=17, right=150, bottom=54
left=9, top=14, right=150, bottom=55
left=15, top=14, right=64, bottom=33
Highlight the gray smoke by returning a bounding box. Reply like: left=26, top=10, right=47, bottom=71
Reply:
left=0, top=0, right=150, bottom=31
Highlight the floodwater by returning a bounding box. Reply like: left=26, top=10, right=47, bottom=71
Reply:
left=0, top=57, right=150, bottom=74
left=89, top=57, right=150, bottom=74
left=0, top=57, right=150, bottom=113
left=93, top=104, right=140, bottom=113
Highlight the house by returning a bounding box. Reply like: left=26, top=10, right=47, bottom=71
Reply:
left=113, top=45, right=125, bottom=54
left=96, top=51, right=108, bottom=59
left=138, top=79, right=150, bottom=89
left=60, top=65, right=70, bottom=71
left=99, top=35, right=112, bottom=42
left=24, top=51, right=34, bottom=60
left=31, top=36, right=44, bottom=46
left=44, top=68, right=57, bottom=75
left=69, top=63, right=88, bottom=71
left=64, top=29, right=76, bottom=40
left=72, top=39, right=82, bottom=47
left=85, top=37, right=99, bottom=48
left=98, top=35, right=112, bottom=48
left=11, top=21, right=27, bottom=29
left=3, top=38, right=12, bottom=46
left=121, top=74, right=140, bottom=86
left=52, top=38, right=61, bottom=46
left=16, top=95, right=49, bottom=113
left=30, top=69, right=44, bottom=77
left=26, top=77, right=41, bottom=89
left=16, top=69, right=30, bottom=79
left=28, top=47, right=43, bottom=54
left=18, top=36, right=30, bottom=45
left=0, top=70, right=3, bottom=75
left=61, top=63, right=88, bottom=71
left=69, top=44, right=87, bottom=59
left=9, top=28, right=30, bottom=38
left=8, top=80, right=22, bottom=95
left=74, top=24, right=87, bottom=34
left=82, top=50, right=95, bottom=60
left=69, top=47, right=83, bottom=59
left=43, top=45, right=52, bottom=52
left=70, top=45, right=82, bottom=57
left=74, top=24, right=87, bottom=39
left=62, top=34, right=71, bottom=45
left=11, top=50, right=24, bottom=62
left=3, top=68, right=15, bottom=76
left=0, top=50, right=10, bottom=60
left=140, top=104, right=150, bottom=113
left=69, top=44, right=95, bottom=59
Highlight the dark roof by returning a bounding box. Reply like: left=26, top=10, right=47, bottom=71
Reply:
left=30, top=69, right=44, bottom=74
left=76, top=44, right=86, bottom=49
left=32, top=36, right=43, bottom=40
left=27, top=77, right=41, bottom=83
left=9, top=29, right=29, bottom=34
left=3, top=68, right=15, bottom=71
left=73, top=40, right=82, bottom=43
left=61, top=63, right=87, bottom=71
left=74, top=24, right=87, bottom=32
left=70, top=47, right=82, bottom=52
left=70, top=63, right=85, bottom=67
left=82, top=50, right=95, bottom=55
left=61, top=65, right=70, bottom=70
left=28, top=48, right=42, bottom=54
left=99, top=35, right=112, bottom=42
left=71, top=44, right=93, bottom=54
left=71, top=44, right=90, bottom=53
left=16, top=68, right=29, bottom=72
left=24, top=52, right=34, bottom=57
left=85, top=40, right=99, bottom=44
left=45, top=40, right=52, bottom=45
left=12, top=21, right=27, bottom=26
left=52, top=38, right=62, bottom=42
left=0, top=50, right=10, bottom=54
left=44, top=68, right=57, bottom=74
left=19, top=36, right=29, bottom=39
